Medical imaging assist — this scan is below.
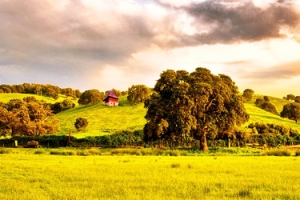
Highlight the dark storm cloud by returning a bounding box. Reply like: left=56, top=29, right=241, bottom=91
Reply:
left=157, top=0, right=300, bottom=46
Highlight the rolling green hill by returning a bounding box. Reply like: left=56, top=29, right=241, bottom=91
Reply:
left=1, top=93, right=300, bottom=138
left=56, top=96, right=146, bottom=138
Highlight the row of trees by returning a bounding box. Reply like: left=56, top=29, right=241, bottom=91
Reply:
left=77, top=87, right=151, bottom=106
left=0, top=83, right=81, bottom=100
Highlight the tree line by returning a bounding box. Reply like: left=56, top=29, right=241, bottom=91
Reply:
left=0, top=83, right=81, bottom=100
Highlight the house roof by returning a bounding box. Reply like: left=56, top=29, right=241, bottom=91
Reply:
left=103, top=90, right=118, bottom=101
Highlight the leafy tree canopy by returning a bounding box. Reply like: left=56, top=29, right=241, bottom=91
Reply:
left=74, top=117, right=88, bottom=131
left=127, top=84, right=151, bottom=105
left=0, top=97, right=58, bottom=136
left=51, top=99, right=75, bottom=114
left=0, top=83, right=81, bottom=99
left=280, top=102, right=300, bottom=123
left=144, top=68, right=249, bottom=151
left=242, top=89, right=254, bottom=101
left=286, top=94, right=295, bottom=101
left=78, top=89, right=104, bottom=105
left=255, top=97, right=277, bottom=115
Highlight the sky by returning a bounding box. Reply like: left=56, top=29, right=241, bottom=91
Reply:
left=1, top=0, right=300, bottom=97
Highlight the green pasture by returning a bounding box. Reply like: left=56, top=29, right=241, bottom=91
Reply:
left=1, top=149, right=300, bottom=200
left=56, top=96, right=147, bottom=137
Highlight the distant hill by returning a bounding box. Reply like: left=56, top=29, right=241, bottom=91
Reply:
left=1, top=93, right=300, bottom=138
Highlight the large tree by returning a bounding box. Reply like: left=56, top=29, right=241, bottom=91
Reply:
left=144, top=68, right=249, bottom=151
left=78, top=89, right=104, bottom=105
left=127, top=84, right=151, bottom=105
left=280, top=102, right=300, bottom=123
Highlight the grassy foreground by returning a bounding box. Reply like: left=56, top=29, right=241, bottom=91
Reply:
left=1, top=149, right=300, bottom=200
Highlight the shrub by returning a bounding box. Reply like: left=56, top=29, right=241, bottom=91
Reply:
left=262, top=150, right=292, bottom=156
left=34, top=150, right=45, bottom=154
left=260, top=102, right=278, bottom=115
left=75, top=117, right=88, bottom=131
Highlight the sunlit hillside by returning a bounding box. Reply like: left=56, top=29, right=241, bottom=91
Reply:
left=243, top=94, right=300, bottom=132
left=56, top=96, right=147, bottom=138
left=1, top=93, right=300, bottom=137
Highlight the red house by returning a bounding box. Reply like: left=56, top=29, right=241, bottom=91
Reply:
left=103, top=90, right=119, bottom=106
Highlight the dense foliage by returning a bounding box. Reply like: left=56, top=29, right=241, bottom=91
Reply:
left=242, top=89, right=254, bottom=101
left=74, top=117, right=88, bottom=131
left=0, top=97, right=58, bottom=136
left=144, top=68, right=249, bottom=151
left=78, top=89, right=105, bottom=105
left=281, top=102, right=300, bottom=123
left=286, top=94, right=295, bottom=101
left=0, top=83, right=81, bottom=99
left=247, top=122, right=299, bottom=147
left=255, top=96, right=278, bottom=114
left=127, top=84, right=151, bottom=105
left=0, top=130, right=144, bottom=148
left=51, top=99, right=75, bottom=114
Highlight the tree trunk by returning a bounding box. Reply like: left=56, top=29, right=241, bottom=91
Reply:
left=200, top=131, right=208, bottom=151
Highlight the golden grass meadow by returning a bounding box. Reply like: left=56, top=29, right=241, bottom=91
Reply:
left=1, top=148, right=300, bottom=200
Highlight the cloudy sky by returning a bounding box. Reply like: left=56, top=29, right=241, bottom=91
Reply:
left=1, top=0, right=300, bottom=97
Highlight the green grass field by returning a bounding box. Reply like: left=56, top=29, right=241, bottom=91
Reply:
left=1, top=149, right=300, bottom=200
left=56, top=96, right=147, bottom=137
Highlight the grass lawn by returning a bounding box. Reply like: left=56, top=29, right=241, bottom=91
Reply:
left=0, top=149, right=300, bottom=200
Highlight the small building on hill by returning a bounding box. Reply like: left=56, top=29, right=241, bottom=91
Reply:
left=103, top=90, right=119, bottom=106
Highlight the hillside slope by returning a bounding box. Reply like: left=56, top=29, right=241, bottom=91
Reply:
left=1, top=93, right=300, bottom=137
left=56, top=96, right=147, bottom=138
left=244, top=95, right=300, bottom=132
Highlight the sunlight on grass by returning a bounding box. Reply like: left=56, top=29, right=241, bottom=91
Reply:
left=56, top=96, right=146, bottom=137
left=244, top=102, right=300, bottom=132
left=0, top=152, right=300, bottom=200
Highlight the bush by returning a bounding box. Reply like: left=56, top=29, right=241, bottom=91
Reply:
left=75, top=117, right=88, bottom=131
left=260, top=102, right=278, bottom=115
left=262, top=150, right=292, bottom=156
